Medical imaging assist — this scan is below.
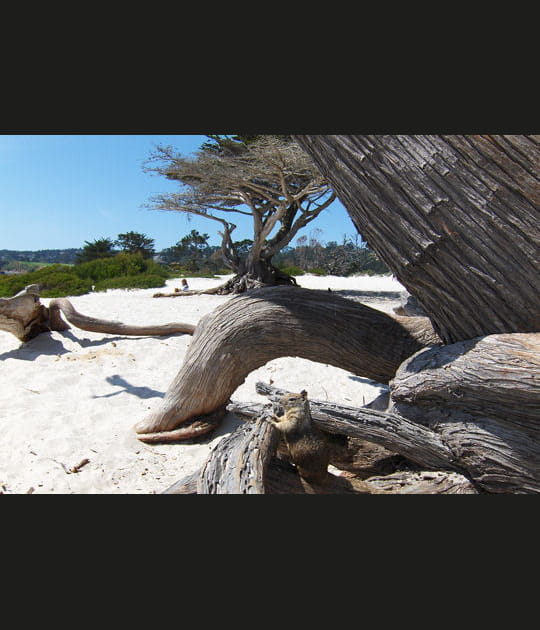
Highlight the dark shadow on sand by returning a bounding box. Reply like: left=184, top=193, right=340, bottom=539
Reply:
left=0, top=330, right=182, bottom=362
left=94, top=374, right=165, bottom=400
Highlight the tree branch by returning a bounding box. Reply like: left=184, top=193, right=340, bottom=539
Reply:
left=233, top=382, right=458, bottom=471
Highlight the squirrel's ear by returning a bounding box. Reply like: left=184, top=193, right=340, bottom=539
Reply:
left=300, top=390, right=307, bottom=399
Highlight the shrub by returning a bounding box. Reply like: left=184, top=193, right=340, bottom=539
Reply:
left=0, top=255, right=170, bottom=298
left=93, top=274, right=167, bottom=291
left=75, top=252, right=150, bottom=281
left=39, top=273, right=93, bottom=297
left=0, top=274, right=33, bottom=297
left=0, top=266, right=92, bottom=298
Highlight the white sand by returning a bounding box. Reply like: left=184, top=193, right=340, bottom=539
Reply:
left=0, top=273, right=405, bottom=494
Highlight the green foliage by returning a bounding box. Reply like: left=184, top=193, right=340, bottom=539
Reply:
left=0, top=254, right=168, bottom=298
left=278, top=265, right=305, bottom=277
left=0, top=264, right=92, bottom=298
left=76, top=252, right=149, bottom=281
left=115, top=231, right=155, bottom=258
left=93, top=274, right=167, bottom=291
left=77, top=238, right=116, bottom=263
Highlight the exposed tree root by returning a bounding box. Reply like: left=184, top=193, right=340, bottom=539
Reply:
left=153, top=270, right=298, bottom=298
left=134, top=285, right=439, bottom=441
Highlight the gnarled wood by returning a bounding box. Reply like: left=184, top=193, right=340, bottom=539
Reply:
left=236, top=333, right=540, bottom=494
left=134, top=285, right=440, bottom=441
left=251, top=382, right=457, bottom=471
left=390, top=332, right=540, bottom=493
left=163, top=413, right=476, bottom=494
left=197, top=416, right=279, bottom=494
left=256, top=329, right=540, bottom=494
left=0, top=285, right=50, bottom=341
left=363, top=471, right=479, bottom=494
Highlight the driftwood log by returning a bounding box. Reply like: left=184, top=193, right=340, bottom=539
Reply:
left=0, top=284, right=195, bottom=342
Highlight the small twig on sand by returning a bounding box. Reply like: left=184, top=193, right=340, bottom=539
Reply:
left=69, top=458, right=90, bottom=474
left=47, top=457, right=90, bottom=474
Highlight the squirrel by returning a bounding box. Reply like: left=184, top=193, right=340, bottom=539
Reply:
left=267, top=390, right=330, bottom=485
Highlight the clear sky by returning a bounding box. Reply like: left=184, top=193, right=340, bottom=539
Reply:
left=0, top=134, right=358, bottom=252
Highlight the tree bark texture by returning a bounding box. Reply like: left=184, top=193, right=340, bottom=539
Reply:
left=294, top=135, right=540, bottom=344
left=197, top=416, right=279, bottom=494
left=134, top=285, right=440, bottom=441
left=390, top=332, right=540, bottom=493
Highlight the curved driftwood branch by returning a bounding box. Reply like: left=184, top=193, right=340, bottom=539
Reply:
left=134, top=285, right=440, bottom=441
left=0, top=285, right=195, bottom=342
left=234, top=331, right=540, bottom=494
left=163, top=409, right=476, bottom=494
left=48, top=298, right=195, bottom=336
left=252, top=332, right=537, bottom=493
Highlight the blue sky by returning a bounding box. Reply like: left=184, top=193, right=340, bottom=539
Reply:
left=0, top=134, right=358, bottom=252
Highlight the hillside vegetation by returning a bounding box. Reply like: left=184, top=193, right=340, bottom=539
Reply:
left=0, top=253, right=170, bottom=298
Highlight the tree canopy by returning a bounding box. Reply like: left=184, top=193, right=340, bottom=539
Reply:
left=115, top=231, right=155, bottom=259
left=144, top=135, right=336, bottom=290
left=77, top=238, right=116, bottom=263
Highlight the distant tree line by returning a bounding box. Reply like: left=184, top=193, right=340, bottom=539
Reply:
left=76, top=231, right=157, bottom=262
left=159, top=228, right=388, bottom=276
left=0, top=249, right=81, bottom=270
left=1, top=227, right=388, bottom=281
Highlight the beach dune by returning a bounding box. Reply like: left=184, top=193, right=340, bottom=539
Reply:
left=0, top=274, right=405, bottom=494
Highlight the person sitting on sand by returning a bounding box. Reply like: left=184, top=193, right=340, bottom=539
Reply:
left=181, top=279, right=189, bottom=291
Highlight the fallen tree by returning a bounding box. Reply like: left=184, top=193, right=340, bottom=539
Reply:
left=135, top=135, right=539, bottom=494
left=0, top=284, right=195, bottom=342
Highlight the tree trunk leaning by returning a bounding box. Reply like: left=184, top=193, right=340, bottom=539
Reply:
left=293, top=135, right=540, bottom=344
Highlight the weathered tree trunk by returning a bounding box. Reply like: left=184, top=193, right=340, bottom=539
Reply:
left=0, top=284, right=195, bottom=342
left=294, top=135, right=540, bottom=344
left=134, top=285, right=440, bottom=441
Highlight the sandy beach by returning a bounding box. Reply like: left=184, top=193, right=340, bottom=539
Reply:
left=0, top=273, right=405, bottom=494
